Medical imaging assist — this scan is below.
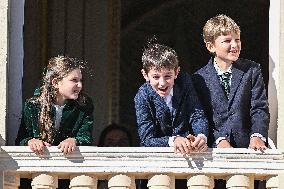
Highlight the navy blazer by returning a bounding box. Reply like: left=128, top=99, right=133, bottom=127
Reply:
left=193, top=58, right=269, bottom=148
left=134, top=71, right=209, bottom=147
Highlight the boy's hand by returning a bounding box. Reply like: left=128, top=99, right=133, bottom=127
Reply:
left=217, top=140, right=233, bottom=148
left=249, top=137, right=267, bottom=151
left=28, top=138, right=51, bottom=155
left=173, top=136, right=193, bottom=155
left=58, top=138, right=77, bottom=155
left=189, top=135, right=208, bottom=152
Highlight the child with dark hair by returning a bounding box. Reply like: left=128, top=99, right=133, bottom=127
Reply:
left=135, top=41, right=209, bottom=154
left=98, top=123, right=133, bottom=147
left=134, top=41, right=209, bottom=189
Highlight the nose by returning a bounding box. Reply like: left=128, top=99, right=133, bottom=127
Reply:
left=77, top=81, right=83, bottom=88
left=159, top=77, right=166, bottom=86
left=231, top=39, right=239, bottom=47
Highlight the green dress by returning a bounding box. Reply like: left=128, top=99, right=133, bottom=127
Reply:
left=15, top=92, right=94, bottom=146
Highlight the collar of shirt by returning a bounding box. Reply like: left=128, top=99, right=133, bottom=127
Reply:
left=213, top=58, right=232, bottom=75
left=53, top=104, right=65, bottom=130
left=163, top=88, right=173, bottom=110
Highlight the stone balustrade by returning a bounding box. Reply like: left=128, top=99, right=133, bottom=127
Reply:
left=0, top=146, right=283, bottom=188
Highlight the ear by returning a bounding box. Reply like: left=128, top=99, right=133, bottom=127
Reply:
left=51, top=78, right=59, bottom=88
left=205, top=42, right=216, bottom=54
left=141, top=69, right=149, bottom=81
left=174, top=67, right=180, bottom=79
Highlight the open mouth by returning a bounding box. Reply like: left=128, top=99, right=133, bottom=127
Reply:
left=73, top=90, right=80, bottom=94
left=158, top=87, right=168, bottom=93
left=230, top=49, right=238, bottom=54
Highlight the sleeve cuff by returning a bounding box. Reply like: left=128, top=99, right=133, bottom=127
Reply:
left=197, top=134, right=207, bottom=144
left=168, top=135, right=180, bottom=147
left=250, top=133, right=266, bottom=142
left=216, top=137, right=228, bottom=146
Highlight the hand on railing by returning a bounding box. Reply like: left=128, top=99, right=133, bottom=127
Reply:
left=57, top=137, right=77, bottom=155
left=28, top=138, right=51, bottom=155
left=173, top=134, right=208, bottom=155
left=249, top=137, right=267, bottom=151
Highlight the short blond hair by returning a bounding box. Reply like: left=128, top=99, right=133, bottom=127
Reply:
left=203, top=14, right=240, bottom=43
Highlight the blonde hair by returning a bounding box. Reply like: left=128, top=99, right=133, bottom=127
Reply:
left=203, top=14, right=240, bottom=43
left=33, top=55, right=84, bottom=143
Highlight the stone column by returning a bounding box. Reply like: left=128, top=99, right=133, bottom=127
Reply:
left=226, top=175, right=252, bottom=189
left=31, top=173, right=58, bottom=189
left=108, top=174, right=133, bottom=189
left=4, top=172, right=20, bottom=189
left=147, top=174, right=171, bottom=189
left=69, top=174, right=97, bottom=189
left=0, top=0, right=8, bottom=146
left=187, top=175, right=214, bottom=189
left=266, top=175, right=279, bottom=189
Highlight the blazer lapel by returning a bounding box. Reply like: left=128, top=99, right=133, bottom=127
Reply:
left=228, top=62, right=244, bottom=106
left=147, top=83, right=172, bottom=127
left=206, top=61, right=229, bottom=102
left=172, top=84, right=182, bottom=119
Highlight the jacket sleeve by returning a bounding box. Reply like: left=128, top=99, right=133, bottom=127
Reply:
left=186, top=79, right=209, bottom=138
left=134, top=90, right=170, bottom=147
left=75, top=97, right=94, bottom=146
left=250, top=64, right=269, bottom=138
left=15, top=101, right=40, bottom=146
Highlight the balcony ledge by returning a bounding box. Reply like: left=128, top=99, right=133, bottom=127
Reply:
left=0, top=146, right=283, bottom=179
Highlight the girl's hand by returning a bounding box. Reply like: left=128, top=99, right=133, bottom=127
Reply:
left=249, top=137, right=267, bottom=151
left=173, top=136, right=193, bottom=155
left=58, top=138, right=77, bottom=155
left=189, top=135, right=208, bottom=152
left=28, top=138, right=51, bottom=155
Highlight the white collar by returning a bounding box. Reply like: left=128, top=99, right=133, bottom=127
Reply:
left=164, top=88, right=173, bottom=104
left=213, top=58, right=232, bottom=75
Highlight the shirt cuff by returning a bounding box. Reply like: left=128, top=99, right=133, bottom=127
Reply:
left=197, top=134, right=207, bottom=144
left=250, top=133, right=266, bottom=142
left=168, top=136, right=177, bottom=147
left=216, top=137, right=228, bottom=146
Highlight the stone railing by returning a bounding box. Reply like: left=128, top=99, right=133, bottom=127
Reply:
left=0, top=146, right=283, bottom=188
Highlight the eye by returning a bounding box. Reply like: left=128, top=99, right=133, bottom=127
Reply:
left=165, top=75, right=173, bottom=79
left=153, top=76, right=159, bottom=80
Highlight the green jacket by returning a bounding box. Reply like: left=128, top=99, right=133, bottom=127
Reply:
left=15, top=93, right=94, bottom=146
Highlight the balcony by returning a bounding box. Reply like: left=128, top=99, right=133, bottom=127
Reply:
left=0, top=146, right=283, bottom=188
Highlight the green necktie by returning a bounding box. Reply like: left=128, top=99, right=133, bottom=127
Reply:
left=219, top=72, right=231, bottom=98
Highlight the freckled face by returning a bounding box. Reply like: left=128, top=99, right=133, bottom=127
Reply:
left=54, top=68, right=82, bottom=105
left=142, top=67, right=179, bottom=97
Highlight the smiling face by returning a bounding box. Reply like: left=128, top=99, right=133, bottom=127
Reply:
left=206, top=32, right=241, bottom=65
left=142, top=67, right=179, bottom=97
left=53, top=68, right=82, bottom=105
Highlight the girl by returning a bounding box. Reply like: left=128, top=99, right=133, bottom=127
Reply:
left=15, top=55, right=94, bottom=155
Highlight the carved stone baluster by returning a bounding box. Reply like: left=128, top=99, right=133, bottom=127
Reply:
left=226, top=175, right=253, bottom=189
left=4, top=172, right=20, bottom=189
left=31, top=173, right=58, bottom=189
left=70, top=174, right=97, bottom=189
left=108, top=174, right=133, bottom=189
left=147, top=174, right=171, bottom=189
left=187, top=174, right=214, bottom=189
left=266, top=175, right=279, bottom=189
